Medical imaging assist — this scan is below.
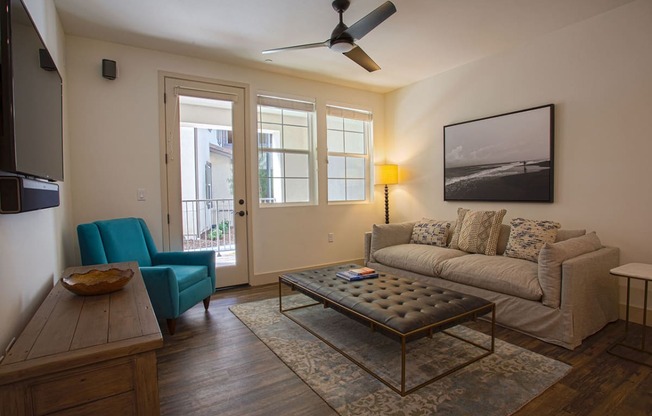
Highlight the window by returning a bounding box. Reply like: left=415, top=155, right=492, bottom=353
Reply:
left=257, top=95, right=316, bottom=205
left=327, top=105, right=372, bottom=202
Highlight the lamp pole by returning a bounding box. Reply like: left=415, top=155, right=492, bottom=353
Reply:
left=384, top=184, right=390, bottom=224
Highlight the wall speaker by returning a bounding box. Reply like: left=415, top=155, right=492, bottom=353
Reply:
left=39, top=49, right=56, bottom=71
left=0, top=176, right=59, bottom=214
left=102, top=59, right=117, bottom=80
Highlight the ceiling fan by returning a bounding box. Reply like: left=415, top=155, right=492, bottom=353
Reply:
left=262, top=0, right=397, bottom=72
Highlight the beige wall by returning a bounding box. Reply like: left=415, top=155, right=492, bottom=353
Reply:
left=0, top=0, right=73, bottom=352
left=65, top=36, right=386, bottom=286
left=385, top=0, right=652, bottom=315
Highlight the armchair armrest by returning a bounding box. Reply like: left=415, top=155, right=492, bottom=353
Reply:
left=152, top=250, right=216, bottom=289
left=140, top=266, right=181, bottom=319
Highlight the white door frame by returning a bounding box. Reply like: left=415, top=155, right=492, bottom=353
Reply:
left=158, top=72, right=252, bottom=287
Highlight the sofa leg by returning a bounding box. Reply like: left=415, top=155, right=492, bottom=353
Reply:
left=203, top=296, right=211, bottom=310
left=167, top=318, right=176, bottom=335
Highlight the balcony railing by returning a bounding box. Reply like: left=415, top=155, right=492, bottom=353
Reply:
left=182, top=198, right=235, bottom=256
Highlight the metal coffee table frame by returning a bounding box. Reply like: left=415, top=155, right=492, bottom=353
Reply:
left=279, top=275, right=495, bottom=396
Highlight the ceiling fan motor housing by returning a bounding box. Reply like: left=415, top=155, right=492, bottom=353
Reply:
left=330, top=22, right=354, bottom=52
left=332, top=0, right=351, bottom=13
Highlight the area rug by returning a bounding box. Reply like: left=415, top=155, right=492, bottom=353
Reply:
left=229, top=294, right=571, bottom=416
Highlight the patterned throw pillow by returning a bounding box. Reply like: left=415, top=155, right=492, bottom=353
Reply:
left=448, top=208, right=469, bottom=250
left=454, top=208, right=507, bottom=255
left=410, top=218, right=451, bottom=247
left=504, top=218, right=561, bottom=262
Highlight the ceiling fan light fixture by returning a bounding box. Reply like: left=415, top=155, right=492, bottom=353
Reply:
left=330, top=39, right=354, bottom=53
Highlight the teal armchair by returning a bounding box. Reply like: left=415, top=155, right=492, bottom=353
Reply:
left=77, top=217, right=216, bottom=335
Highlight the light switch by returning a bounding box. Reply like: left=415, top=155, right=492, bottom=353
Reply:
left=137, top=188, right=146, bottom=201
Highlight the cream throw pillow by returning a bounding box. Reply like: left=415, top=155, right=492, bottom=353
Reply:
left=452, top=208, right=507, bottom=256
left=410, top=218, right=451, bottom=247
left=504, top=218, right=561, bottom=262
left=448, top=208, right=469, bottom=250
left=538, top=232, right=602, bottom=308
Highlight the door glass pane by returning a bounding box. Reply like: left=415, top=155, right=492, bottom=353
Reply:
left=178, top=95, right=236, bottom=267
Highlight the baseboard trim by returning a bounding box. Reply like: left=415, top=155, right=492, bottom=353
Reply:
left=252, top=258, right=365, bottom=286
left=620, top=303, right=652, bottom=327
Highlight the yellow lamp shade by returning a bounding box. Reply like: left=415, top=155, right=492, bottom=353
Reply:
left=375, top=164, right=398, bottom=185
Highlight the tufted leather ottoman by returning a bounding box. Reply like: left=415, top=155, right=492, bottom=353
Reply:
left=279, top=264, right=495, bottom=396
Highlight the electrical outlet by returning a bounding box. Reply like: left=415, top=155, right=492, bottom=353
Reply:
left=328, top=233, right=334, bottom=243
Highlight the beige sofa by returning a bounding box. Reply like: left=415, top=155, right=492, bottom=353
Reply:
left=363, top=221, right=620, bottom=350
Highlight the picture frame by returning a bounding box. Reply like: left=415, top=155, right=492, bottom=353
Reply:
left=443, top=104, right=554, bottom=202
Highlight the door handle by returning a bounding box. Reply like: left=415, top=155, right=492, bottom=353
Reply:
left=237, top=210, right=246, bottom=217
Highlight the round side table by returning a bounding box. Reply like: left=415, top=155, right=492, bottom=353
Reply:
left=608, top=263, right=652, bottom=367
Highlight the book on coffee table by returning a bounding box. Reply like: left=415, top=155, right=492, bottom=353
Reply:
left=348, top=267, right=376, bottom=276
left=336, top=270, right=379, bottom=281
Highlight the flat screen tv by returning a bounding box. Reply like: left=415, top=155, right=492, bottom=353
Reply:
left=0, top=0, right=63, bottom=182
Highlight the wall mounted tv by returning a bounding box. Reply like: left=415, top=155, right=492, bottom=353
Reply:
left=0, top=0, right=63, bottom=182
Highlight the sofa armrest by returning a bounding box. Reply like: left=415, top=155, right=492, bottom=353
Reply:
left=560, top=246, right=620, bottom=342
left=364, top=232, right=372, bottom=265
left=369, top=222, right=416, bottom=262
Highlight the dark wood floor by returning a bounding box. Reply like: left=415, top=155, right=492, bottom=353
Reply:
left=156, top=284, right=652, bottom=416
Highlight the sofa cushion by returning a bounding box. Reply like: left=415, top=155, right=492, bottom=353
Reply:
left=451, top=208, right=507, bottom=256
left=372, top=244, right=468, bottom=277
left=538, top=232, right=602, bottom=308
left=410, top=218, right=452, bottom=247
left=438, top=254, right=542, bottom=301
left=504, top=218, right=561, bottom=262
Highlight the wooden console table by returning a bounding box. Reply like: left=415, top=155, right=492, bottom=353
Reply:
left=0, top=262, right=163, bottom=415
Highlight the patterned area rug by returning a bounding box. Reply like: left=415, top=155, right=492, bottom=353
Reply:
left=230, top=294, right=571, bottom=416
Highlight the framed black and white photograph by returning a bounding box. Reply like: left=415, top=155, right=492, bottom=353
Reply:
left=443, top=104, right=554, bottom=202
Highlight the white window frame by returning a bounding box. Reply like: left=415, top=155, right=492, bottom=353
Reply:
left=326, top=105, right=373, bottom=203
left=257, top=94, right=317, bottom=207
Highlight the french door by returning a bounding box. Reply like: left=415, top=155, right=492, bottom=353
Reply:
left=163, top=76, right=249, bottom=288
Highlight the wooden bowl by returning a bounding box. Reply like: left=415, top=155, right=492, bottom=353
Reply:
left=61, top=268, right=134, bottom=296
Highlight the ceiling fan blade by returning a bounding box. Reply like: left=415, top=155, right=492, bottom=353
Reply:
left=344, top=1, right=396, bottom=41
left=263, top=40, right=329, bottom=54
left=343, top=46, right=381, bottom=72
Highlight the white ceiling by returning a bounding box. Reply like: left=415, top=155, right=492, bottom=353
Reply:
left=52, top=0, right=635, bottom=93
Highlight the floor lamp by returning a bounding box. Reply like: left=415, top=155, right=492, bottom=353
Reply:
left=375, top=164, right=398, bottom=224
